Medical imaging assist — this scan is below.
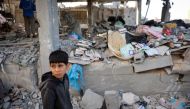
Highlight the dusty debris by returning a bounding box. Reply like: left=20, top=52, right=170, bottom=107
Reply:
left=0, top=40, right=39, bottom=67
left=0, top=86, right=83, bottom=109
left=81, top=89, right=104, bottom=109
left=0, top=87, right=43, bottom=109
left=104, top=90, right=121, bottom=109
left=122, top=92, right=140, bottom=105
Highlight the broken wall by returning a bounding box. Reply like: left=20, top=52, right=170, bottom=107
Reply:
left=0, top=42, right=39, bottom=91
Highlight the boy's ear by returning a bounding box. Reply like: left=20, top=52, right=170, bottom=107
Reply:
left=66, top=63, right=71, bottom=72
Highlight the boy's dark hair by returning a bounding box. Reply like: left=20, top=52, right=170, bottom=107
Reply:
left=49, top=50, right=68, bottom=65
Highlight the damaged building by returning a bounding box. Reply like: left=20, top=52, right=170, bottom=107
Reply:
left=0, top=0, right=190, bottom=109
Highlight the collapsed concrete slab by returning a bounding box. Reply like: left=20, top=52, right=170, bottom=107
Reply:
left=81, top=89, right=104, bottom=109
left=133, top=55, right=173, bottom=73
left=84, top=59, right=189, bottom=95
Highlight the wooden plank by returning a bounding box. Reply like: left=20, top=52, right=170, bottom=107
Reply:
left=170, top=45, right=190, bottom=52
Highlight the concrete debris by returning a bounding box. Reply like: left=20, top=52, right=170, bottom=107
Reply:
left=71, top=96, right=82, bottom=109
left=2, top=102, right=10, bottom=109
left=0, top=52, right=6, bottom=64
left=0, top=41, right=39, bottom=67
left=122, top=92, right=140, bottom=105
left=68, top=38, right=105, bottom=65
left=3, top=96, right=10, bottom=102
left=69, top=57, right=92, bottom=65
left=0, top=86, right=83, bottom=109
left=104, top=90, right=121, bottom=109
left=133, top=55, right=173, bottom=73
left=0, top=87, right=43, bottom=109
left=0, top=79, right=7, bottom=99
left=81, top=89, right=104, bottom=109
left=0, top=87, right=189, bottom=109
left=5, top=32, right=17, bottom=41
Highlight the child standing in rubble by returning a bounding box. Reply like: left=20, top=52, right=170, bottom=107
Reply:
left=19, top=0, right=36, bottom=38
left=39, top=50, right=73, bottom=109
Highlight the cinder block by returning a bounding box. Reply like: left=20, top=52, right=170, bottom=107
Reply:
left=133, top=55, right=173, bottom=73
left=104, top=90, right=121, bottom=109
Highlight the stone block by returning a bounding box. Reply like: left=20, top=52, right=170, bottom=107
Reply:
left=81, top=89, right=104, bottom=109
left=122, top=92, right=140, bottom=105
left=104, top=90, right=121, bottom=109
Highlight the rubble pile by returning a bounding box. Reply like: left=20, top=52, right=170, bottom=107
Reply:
left=0, top=87, right=42, bottom=109
left=81, top=89, right=190, bottom=109
left=1, top=87, right=190, bottom=109
left=0, top=40, right=39, bottom=67
left=71, top=89, right=190, bottom=109
left=0, top=86, right=82, bottom=109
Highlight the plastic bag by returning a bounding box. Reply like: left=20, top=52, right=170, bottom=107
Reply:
left=67, top=64, right=84, bottom=92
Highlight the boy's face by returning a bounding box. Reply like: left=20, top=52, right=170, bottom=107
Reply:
left=50, top=63, right=69, bottom=79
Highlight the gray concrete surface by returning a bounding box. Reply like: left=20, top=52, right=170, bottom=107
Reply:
left=84, top=58, right=190, bottom=96
left=104, top=90, right=121, bottom=109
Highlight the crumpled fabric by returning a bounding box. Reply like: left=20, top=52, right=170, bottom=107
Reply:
left=0, top=14, right=6, bottom=24
left=136, top=25, right=164, bottom=39
left=67, top=64, right=84, bottom=92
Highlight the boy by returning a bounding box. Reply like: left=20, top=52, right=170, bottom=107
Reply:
left=39, top=50, right=73, bottom=109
